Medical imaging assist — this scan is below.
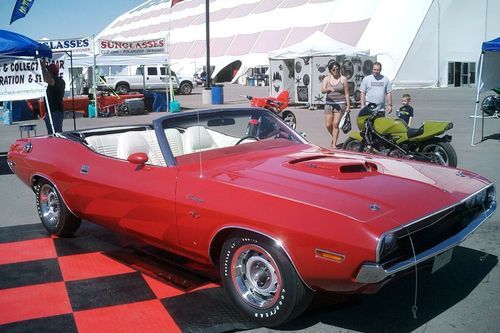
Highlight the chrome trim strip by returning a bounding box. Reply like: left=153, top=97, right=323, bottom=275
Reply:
left=208, top=225, right=315, bottom=291
left=31, top=172, right=81, bottom=219
left=376, top=183, right=495, bottom=262
left=356, top=200, right=496, bottom=283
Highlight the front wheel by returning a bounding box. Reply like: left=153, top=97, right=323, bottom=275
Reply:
left=343, top=137, right=364, bottom=152
left=421, top=141, right=457, bottom=167
left=220, top=236, right=313, bottom=327
left=281, top=111, right=296, bottom=129
left=35, top=180, right=81, bottom=236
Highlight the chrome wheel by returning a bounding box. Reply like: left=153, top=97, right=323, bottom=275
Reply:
left=39, top=183, right=60, bottom=227
left=36, top=180, right=81, bottom=236
left=231, top=244, right=282, bottom=309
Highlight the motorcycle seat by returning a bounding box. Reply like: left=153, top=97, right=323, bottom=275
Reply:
left=407, top=126, right=424, bottom=138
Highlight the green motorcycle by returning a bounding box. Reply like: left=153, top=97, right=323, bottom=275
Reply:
left=343, top=103, right=457, bottom=167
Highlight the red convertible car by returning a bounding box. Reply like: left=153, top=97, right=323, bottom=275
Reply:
left=7, top=107, right=496, bottom=327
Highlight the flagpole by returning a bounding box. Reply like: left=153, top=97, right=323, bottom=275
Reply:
left=205, top=0, right=211, bottom=89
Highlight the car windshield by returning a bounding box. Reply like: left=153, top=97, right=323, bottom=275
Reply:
left=158, top=108, right=306, bottom=159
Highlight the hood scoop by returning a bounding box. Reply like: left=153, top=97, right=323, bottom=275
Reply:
left=287, top=155, right=378, bottom=178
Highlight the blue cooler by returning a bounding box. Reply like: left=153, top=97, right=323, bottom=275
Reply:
left=88, top=102, right=96, bottom=118
left=169, top=100, right=181, bottom=112
left=211, top=84, right=224, bottom=105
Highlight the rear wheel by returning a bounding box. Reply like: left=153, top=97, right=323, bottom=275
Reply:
left=35, top=180, right=81, bottom=236
left=179, top=81, right=193, bottom=95
left=115, top=83, right=130, bottom=94
left=220, top=235, right=313, bottom=327
left=421, top=141, right=457, bottom=167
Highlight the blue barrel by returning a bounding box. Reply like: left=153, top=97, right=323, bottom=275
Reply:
left=211, top=84, right=224, bottom=105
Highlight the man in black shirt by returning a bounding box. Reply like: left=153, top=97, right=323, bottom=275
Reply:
left=42, top=63, right=65, bottom=134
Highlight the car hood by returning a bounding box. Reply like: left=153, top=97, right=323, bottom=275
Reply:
left=208, top=144, right=491, bottom=232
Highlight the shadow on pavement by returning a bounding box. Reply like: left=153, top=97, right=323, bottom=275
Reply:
left=283, top=246, right=497, bottom=332
left=0, top=154, right=13, bottom=175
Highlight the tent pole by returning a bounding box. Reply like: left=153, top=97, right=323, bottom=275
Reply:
left=39, top=58, right=55, bottom=135
left=92, top=35, right=98, bottom=118
left=69, top=50, right=76, bottom=130
left=471, top=52, right=484, bottom=146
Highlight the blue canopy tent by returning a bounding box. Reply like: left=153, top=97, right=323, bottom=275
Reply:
left=0, top=29, right=52, bottom=58
left=0, top=30, right=63, bottom=133
left=471, top=37, right=500, bottom=145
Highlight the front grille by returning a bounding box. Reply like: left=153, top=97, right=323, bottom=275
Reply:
left=380, top=203, right=481, bottom=268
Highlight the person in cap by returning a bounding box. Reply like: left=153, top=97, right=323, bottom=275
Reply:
left=42, top=63, right=65, bottom=134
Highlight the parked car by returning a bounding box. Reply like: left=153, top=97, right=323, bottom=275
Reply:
left=7, top=108, right=496, bottom=327
left=98, top=65, right=194, bottom=95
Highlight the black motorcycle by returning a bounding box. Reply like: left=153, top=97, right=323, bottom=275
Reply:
left=481, top=87, right=500, bottom=117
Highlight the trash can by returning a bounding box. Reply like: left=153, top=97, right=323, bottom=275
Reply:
left=211, top=84, right=224, bottom=105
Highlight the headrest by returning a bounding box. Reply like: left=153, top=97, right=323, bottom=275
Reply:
left=117, top=131, right=150, bottom=160
left=184, top=126, right=217, bottom=153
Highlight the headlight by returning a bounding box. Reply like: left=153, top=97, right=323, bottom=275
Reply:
left=475, top=189, right=487, bottom=206
left=464, top=196, right=475, bottom=209
left=379, top=232, right=398, bottom=261
left=486, top=186, right=496, bottom=207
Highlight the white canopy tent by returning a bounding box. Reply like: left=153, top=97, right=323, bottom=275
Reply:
left=268, top=31, right=369, bottom=59
left=268, top=31, right=371, bottom=104
left=471, top=37, right=500, bottom=145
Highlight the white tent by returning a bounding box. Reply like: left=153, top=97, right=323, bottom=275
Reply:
left=269, top=31, right=369, bottom=59
left=471, top=37, right=500, bottom=145
left=97, top=0, right=500, bottom=87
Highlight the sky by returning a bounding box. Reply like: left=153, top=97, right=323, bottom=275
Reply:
left=0, top=0, right=147, bottom=40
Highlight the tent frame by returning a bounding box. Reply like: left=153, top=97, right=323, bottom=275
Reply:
left=470, top=51, right=485, bottom=146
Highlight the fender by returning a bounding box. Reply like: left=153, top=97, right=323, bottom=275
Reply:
left=348, top=131, right=363, bottom=141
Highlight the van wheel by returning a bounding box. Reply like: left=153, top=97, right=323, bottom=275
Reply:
left=115, top=84, right=130, bottom=94
left=220, top=235, right=313, bottom=327
left=179, top=82, right=193, bottom=95
left=35, top=180, right=81, bottom=236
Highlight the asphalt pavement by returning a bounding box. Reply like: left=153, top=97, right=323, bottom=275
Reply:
left=0, top=84, right=499, bottom=333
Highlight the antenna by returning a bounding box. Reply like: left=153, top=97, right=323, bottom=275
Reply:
left=197, top=111, right=203, bottom=179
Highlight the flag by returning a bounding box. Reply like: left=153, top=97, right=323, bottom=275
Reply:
left=171, top=0, right=183, bottom=7
left=10, top=0, right=36, bottom=24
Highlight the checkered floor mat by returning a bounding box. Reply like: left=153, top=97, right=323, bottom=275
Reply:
left=0, top=223, right=259, bottom=332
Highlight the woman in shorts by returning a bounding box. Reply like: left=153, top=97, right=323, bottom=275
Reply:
left=321, top=61, right=350, bottom=147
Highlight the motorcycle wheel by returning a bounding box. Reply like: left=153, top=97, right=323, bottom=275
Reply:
left=421, top=141, right=457, bottom=167
left=281, top=111, right=297, bottom=129
left=343, top=138, right=364, bottom=152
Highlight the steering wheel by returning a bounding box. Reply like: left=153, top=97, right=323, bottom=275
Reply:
left=235, top=136, right=260, bottom=145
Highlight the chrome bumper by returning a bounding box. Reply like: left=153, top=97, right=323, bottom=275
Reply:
left=355, top=201, right=497, bottom=284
